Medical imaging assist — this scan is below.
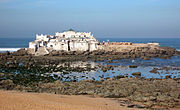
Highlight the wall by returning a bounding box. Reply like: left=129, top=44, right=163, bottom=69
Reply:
left=70, top=41, right=89, bottom=51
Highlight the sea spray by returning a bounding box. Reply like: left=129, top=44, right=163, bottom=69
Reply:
left=0, top=48, right=21, bottom=52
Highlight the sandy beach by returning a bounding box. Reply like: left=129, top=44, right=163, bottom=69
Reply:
left=0, top=90, right=137, bottom=110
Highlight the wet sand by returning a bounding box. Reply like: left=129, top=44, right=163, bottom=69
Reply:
left=0, top=90, right=136, bottom=110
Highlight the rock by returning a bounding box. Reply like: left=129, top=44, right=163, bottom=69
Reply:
left=13, top=48, right=28, bottom=56
left=106, top=59, right=113, bottom=63
left=0, top=73, right=4, bottom=77
left=107, top=78, right=114, bottom=81
left=143, top=57, right=150, bottom=60
left=165, top=75, right=171, bottom=79
left=100, top=78, right=104, bottom=82
left=102, top=68, right=107, bottom=72
left=5, top=51, right=10, bottom=55
left=0, top=79, right=15, bottom=90
left=0, top=73, right=179, bottom=108
left=105, top=77, right=110, bottom=80
left=149, top=68, right=158, bottom=74
left=132, top=72, right=141, bottom=76
left=114, top=75, right=125, bottom=79
left=161, top=55, right=170, bottom=59
left=129, top=65, right=138, bottom=68
left=143, top=102, right=153, bottom=108
left=135, top=104, right=145, bottom=109
left=127, top=104, right=135, bottom=108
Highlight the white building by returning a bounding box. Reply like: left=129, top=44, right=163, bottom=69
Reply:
left=28, top=30, right=99, bottom=55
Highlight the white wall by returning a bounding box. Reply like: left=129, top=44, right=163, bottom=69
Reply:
left=29, top=42, right=35, bottom=49
left=70, top=42, right=89, bottom=51
left=53, top=42, right=68, bottom=51
left=36, top=34, right=49, bottom=41
left=30, top=31, right=99, bottom=53
left=89, top=43, right=97, bottom=51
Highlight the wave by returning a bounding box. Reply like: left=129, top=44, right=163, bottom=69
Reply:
left=0, top=48, right=21, bottom=52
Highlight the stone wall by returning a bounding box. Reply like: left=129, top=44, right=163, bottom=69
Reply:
left=108, top=42, right=132, bottom=45
left=102, top=43, right=159, bottom=52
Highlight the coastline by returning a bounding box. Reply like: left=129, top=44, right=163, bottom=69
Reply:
left=0, top=78, right=180, bottom=109
left=1, top=0, right=180, bottom=110
left=0, top=48, right=179, bottom=53
left=0, top=39, right=180, bottom=109
left=0, top=38, right=180, bottom=52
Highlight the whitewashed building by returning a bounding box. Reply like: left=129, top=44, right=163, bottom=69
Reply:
left=28, top=30, right=99, bottom=55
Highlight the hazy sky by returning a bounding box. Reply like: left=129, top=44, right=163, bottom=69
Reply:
left=0, top=0, right=180, bottom=38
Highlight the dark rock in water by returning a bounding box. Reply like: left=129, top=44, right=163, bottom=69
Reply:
left=143, top=57, right=150, bottom=60
left=132, top=72, right=141, bottom=76
left=165, top=75, right=171, bottom=79
left=114, top=75, right=127, bottom=79
left=176, top=51, right=180, bottom=55
left=129, top=65, right=138, bottom=68
left=161, top=55, right=170, bottom=59
left=106, top=59, right=113, bottom=63
left=149, top=68, right=159, bottom=74
left=101, top=67, right=107, bottom=72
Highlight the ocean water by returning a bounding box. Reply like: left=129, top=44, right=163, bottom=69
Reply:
left=0, top=38, right=33, bottom=52
left=0, top=37, right=180, bottom=52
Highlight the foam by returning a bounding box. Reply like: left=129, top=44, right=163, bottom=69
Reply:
left=0, top=48, right=21, bottom=52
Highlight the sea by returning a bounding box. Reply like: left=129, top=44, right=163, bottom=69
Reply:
left=0, top=37, right=180, bottom=80
left=0, top=37, right=180, bottom=52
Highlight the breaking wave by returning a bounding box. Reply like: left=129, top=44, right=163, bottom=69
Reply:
left=0, top=48, right=21, bottom=52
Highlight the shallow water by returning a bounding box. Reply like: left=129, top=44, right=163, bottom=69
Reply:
left=52, top=56, right=180, bottom=81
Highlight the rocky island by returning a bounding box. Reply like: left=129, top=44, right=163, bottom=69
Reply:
left=27, top=30, right=179, bottom=60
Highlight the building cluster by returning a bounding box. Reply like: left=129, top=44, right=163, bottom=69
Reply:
left=29, top=30, right=99, bottom=54
left=28, top=30, right=160, bottom=56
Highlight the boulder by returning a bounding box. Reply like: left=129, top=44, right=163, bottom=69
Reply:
left=149, top=68, right=158, bottom=74
left=165, top=75, right=171, bottom=79
left=129, top=65, right=138, bottom=68
left=132, top=72, right=141, bottom=76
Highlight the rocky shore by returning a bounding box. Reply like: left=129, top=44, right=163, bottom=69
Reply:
left=0, top=47, right=180, bottom=109
left=0, top=46, right=179, bottom=69
left=0, top=46, right=179, bottom=76
left=0, top=77, right=180, bottom=109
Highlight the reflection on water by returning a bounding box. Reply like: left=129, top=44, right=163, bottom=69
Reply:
left=101, top=55, right=180, bottom=67
left=52, top=56, right=180, bottom=81
left=57, top=61, right=98, bottom=68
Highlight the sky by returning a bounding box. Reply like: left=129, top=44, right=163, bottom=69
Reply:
left=0, top=0, right=180, bottom=38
